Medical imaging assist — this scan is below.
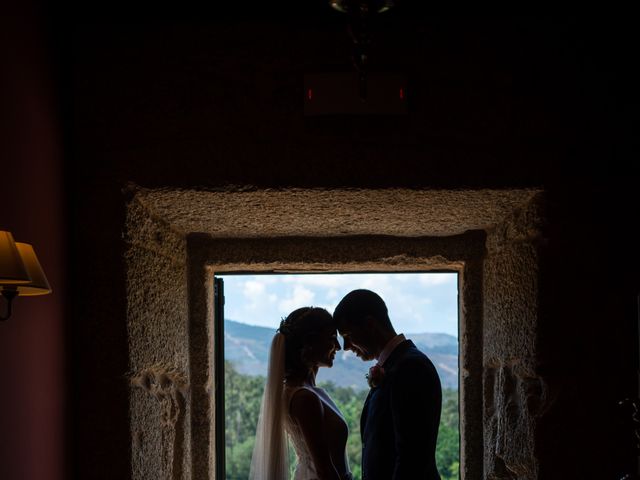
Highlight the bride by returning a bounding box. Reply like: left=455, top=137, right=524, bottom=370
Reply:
left=249, top=307, right=353, bottom=480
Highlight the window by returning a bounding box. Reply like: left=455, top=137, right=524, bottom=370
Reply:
left=216, top=272, right=459, bottom=480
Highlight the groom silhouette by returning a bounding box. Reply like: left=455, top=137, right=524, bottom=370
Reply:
left=334, top=289, right=442, bottom=480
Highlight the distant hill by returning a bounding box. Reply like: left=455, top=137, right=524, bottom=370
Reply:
left=225, top=319, right=458, bottom=391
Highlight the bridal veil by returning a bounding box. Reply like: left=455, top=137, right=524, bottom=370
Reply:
left=249, top=332, right=289, bottom=480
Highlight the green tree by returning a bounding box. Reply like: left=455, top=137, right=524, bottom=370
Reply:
left=225, top=361, right=265, bottom=479
left=224, top=364, right=459, bottom=480
left=436, top=389, right=460, bottom=480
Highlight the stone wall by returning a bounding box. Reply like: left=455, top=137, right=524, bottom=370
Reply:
left=125, top=196, right=191, bottom=480
left=113, top=183, right=637, bottom=480
left=483, top=194, right=545, bottom=479
left=124, top=187, right=545, bottom=479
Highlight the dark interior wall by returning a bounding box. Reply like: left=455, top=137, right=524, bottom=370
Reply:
left=70, top=16, right=637, bottom=189
left=65, top=15, right=639, bottom=479
left=0, top=11, right=65, bottom=480
left=537, top=186, right=640, bottom=479
left=72, top=17, right=583, bottom=188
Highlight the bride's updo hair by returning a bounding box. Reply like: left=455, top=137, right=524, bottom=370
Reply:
left=278, top=307, right=334, bottom=379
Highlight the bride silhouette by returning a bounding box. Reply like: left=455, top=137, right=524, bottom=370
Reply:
left=249, top=307, right=353, bottom=480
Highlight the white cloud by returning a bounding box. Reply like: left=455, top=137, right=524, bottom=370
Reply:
left=225, top=278, right=280, bottom=327
left=243, top=280, right=266, bottom=296
left=222, top=272, right=459, bottom=336
left=278, top=285, right=315, bottom=314
left=326, top=288, right=339, bottom=302
left=418, top=273, right=456, bottom=286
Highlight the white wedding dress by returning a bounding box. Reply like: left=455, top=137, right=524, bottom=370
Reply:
left=249, top=333, right=352, bottom=480
left=284, top=386, right=319, bottom=479
left=284, top=385, right=352, bottom=480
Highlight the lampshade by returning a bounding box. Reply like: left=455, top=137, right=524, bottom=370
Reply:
left=12, top=243, right=52, bottom=296
left=0, top=231, right=31, bottom=284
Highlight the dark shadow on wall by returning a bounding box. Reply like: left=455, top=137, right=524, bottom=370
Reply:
left=56, top=14, right=640, bottom=480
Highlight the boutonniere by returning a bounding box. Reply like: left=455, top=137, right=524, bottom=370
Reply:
left=366, top=364, right=385, bottom=388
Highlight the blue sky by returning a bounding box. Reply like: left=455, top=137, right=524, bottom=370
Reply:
left=219, top=272, right=459, bottom=337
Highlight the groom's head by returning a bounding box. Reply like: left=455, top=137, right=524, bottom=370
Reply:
left=334, top=289, right=396, bottom=362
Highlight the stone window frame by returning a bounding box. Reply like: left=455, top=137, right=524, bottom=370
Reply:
left=126, top=187, right=543, bottom=480
left=187, top=234, right=485, bottom=480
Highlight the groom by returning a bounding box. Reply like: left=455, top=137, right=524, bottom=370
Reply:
left=334, top=289, right=442, bottom=480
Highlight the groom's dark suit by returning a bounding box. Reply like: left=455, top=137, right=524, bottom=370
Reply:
left=360, top=340, right=442, bottom=480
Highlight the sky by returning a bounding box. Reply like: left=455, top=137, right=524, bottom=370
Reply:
left=219, top=272, right=458, bottom=337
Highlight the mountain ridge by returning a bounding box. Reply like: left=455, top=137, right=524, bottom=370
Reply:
left=225, top=319, right=458, bottom=390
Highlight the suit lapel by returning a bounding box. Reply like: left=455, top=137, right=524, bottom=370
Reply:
left=360, top=388, right=374, bottom=440
left=360, top=342, right=415, bottom=441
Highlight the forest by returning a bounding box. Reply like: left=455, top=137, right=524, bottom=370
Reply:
left=225, top=361, right=459, bottom=480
